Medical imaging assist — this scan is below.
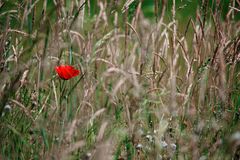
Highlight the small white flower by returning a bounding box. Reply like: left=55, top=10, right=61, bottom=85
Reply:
left=160, top=140, right=168, bottom=148
left=4, top=104, right=11, bottom=111
left=1, top=104, right=12, bottom=117
left=170, top=143, right=176, bottom=150
left=136, top=143, right=143, bottom=150
left=146, top=135, right=153, bottom=142
left=86, top=152, right=91, bottom=157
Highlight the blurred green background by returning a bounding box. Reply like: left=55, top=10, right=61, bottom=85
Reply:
left=1, top=0, right=239, bottom=32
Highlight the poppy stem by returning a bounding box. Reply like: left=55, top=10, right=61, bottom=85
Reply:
left=59, top=79, right=62, bottom=103
left=67, top=73, right=85, bottom=97
left=60, top=81, right=67, bottom=104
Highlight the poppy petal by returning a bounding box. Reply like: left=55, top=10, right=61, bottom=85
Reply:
left=55, top=65, right=80, bottom=80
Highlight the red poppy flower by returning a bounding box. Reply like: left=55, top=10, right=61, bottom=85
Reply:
left=55, top=65, right=80, bottom=80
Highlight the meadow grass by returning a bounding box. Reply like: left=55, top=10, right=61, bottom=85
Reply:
left=0, top=0, right=240, bottom=159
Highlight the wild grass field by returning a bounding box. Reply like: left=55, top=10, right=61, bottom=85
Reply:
left=0, top=0, right=240, bottom=159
